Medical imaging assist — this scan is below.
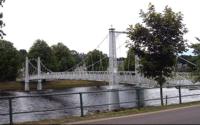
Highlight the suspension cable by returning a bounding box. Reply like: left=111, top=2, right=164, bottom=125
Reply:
left=64, top=34, right=109, bottom=72
left=178, top=56, right=197, bottom=67
left=28, top=61, right=37, bottom=75
left=28, top=61, right=37, bottom=70
left=85, top=34, right=128, bottom=71
left=85, top=56, right=108, bottom=70
left=40, top=61, right=53, bottom=73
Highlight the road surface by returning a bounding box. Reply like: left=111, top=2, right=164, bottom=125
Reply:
left=73, top=105, right=200, bottom=124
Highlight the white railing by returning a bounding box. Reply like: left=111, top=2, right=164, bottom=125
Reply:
left=28, top=71, right=194, bottom=87
left=29, top=71, right=145, bottom=84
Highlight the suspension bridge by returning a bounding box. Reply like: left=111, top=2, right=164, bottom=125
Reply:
left=22, top=28, right=195, bottom=92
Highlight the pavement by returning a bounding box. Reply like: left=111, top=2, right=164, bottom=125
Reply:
left=70, top=104, right=200, bottom=124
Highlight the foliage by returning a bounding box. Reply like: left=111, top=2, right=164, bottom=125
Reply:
left=70, top=50, right=83, bottom=65
left=124, top=47, right=135, bottom=71
left=191, top=42, right=200, bottom=56
left=28, top=39, right=56, bottom=70
left=0, top=40, right=20, bottom=81
left=28, top=41, right=87, bottom=72
left=117, top=57, right=125, bottom=71
left=85, top=49, right=108, bottom=71
left=190, top=43, right=200, bottom=80
left=127, top=3, right=187, bottom=86
left=0, top=0, right=5, bottom=39
left=18, top=49, right=28, bottom=68
left=52, top=43, right=75, bottom=71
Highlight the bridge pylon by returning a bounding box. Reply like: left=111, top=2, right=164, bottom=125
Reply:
left=25, top=57, right=30, bottom=91
left=37, top=57, right=42, bottom=90
left=108, top=27, right=120, bottom=110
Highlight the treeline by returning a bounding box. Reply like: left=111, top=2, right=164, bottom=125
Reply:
left=27, top=39, right=84, bottom=72
left=0, top=39, right=110, bottom=81
left=1, top=38, right=200, bottom=82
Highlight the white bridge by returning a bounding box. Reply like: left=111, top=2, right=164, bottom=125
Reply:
left=23, top=28, right=195, bottom=92
left=26, top=70, right=193, bottom=87
left=29, top=71, right=156, bottom=86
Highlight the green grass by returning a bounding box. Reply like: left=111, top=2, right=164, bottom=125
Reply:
left=0, top=81, right=24, bottom=91
left=0, top=80, right=108, bottom=91
left=19, top=101, right=200, bottom=124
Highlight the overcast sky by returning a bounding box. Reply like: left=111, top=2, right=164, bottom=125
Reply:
left=2, top=0, right=200, bottom=57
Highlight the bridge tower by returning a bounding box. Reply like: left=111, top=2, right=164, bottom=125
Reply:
left=108, top=27, right=120, bottom=110
left=25, top=57, right=30, bottom=91
left=37, top=57, right=42, bottom=90
left=135, top=55, right=141, bottom=83
left=135, top=55, right=145, bottom=107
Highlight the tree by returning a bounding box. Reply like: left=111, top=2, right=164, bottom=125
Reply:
left=70, top=50, right=82, bottom=65
left=0, top=40, right=20, bottom=81
left=117, top=57, right=125, bottom=71
left=127, top=3, right=187, bottom=105
left=190, top=43, right=200, bottom=80
left=19, top=49, right=28, bottom=67
left=0, top=0, right=5, bottom=39
left=28, top=39, right=56, bottom=71
left=85, top=49, right=108, bottom=71
left=124, top=47, right=135, bottom=71
left=191, top=43, right=200, bottom=56
left=52, top=43, right=75, bottom=71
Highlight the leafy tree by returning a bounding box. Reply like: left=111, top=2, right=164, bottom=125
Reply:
left=70, top=50, right=82, bottom=65
left=28, top=39, right=56, bottom=71
left=124, top=47, right=135, bottom=71
left=127, top=3, right=187, bottom=105
left=19, top=49, right=28, bottom=67
left=117, top=57, right=125, bottom=71
left=52, top=43, right=75, bottom=71
left=191, top=38, right=200, bottom=55
left=0, top=0, right=5, bottom=39
left=190, top=42, right=200, bottom=80
left=85, top=49, right=108, bottom=71
left=0, top=40, right=20, bottom=81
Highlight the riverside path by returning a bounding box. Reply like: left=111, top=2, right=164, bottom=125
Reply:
left=71, top=105, right=200, bottom=124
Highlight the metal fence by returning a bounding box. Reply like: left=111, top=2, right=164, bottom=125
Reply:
left=0, top=85, right=200, bottom=125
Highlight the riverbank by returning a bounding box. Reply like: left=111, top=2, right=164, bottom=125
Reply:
left=20, top=101, right=200, bottom=124
left=0, top=80, right=108, bottom=91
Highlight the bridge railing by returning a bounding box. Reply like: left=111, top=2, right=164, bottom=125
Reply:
left=28, top=71, right=193, bottom=87
left=1, top=84, right=200, bottom=124
left=29, top=71, right=136, bottom=82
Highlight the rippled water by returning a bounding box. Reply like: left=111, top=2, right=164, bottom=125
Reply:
left=0, top=85, right=200, bottom=124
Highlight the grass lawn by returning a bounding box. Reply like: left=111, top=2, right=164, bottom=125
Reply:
left=0, top=80, right=108, bottom=91
left=0, top=81, right=24, bottom=91
left=19, top=101, right=200, bottom=124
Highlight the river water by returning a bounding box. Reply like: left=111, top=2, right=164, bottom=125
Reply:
left=0, top=85, right=200, bottom=124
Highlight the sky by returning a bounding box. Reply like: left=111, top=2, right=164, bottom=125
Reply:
left=2, top=0, right=200, bottom=57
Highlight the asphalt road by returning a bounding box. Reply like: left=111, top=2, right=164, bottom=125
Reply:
left=75, top=105, right=200, bottom=124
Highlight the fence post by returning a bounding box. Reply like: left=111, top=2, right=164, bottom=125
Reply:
left=8, top=98, right=13, bottom=125
left=178, top=86, right=182, bottom=104
left=79, top=93, right=84, bottom=117
left=160, top=85, right=164, bottom=106
left=165, top=95, right=168, bottom=106
left=136, top=88, right=141, bottom=110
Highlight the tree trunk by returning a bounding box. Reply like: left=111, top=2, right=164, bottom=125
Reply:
left=160, top=84, right=164, bottom=106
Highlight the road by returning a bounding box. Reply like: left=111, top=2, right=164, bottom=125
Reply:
left=73, top=105, right=200, bottom=124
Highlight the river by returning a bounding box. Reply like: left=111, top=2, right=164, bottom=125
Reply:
left=0, top=85, right=200, bottom=124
